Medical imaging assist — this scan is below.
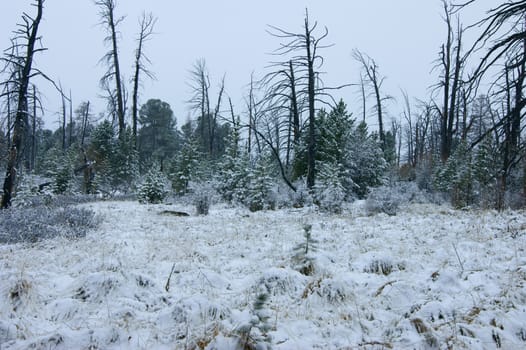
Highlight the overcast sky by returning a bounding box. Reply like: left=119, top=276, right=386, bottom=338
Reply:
left=1, top=0, right=495, bottom=130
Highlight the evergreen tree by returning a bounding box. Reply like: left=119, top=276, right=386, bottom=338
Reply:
left=434, top=141, right=474, bottom=208
left=314, top=161, right=346, bottom=213
left=316, top=101, right=355, bottom=197
left=138, top=167, right=168, bottom=204
left=87, top=121, right=138, bottom=195
left=109, top=128, right=139, bottom=193
left=347, top=121, right=387, bottom=198
left=245, top=154, right=276, bottom=211
left=138, top=99, right=180, bottom=169
left=473, top=136, right=499, bottom=207
left=216, top=124, right=250, bottom=203
left=170, top=137, right=202, bottom=195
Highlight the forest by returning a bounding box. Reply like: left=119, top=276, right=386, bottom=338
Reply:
left=2, top=1, right=526, bottom=349
left=0, top=0, right=525, bottom=213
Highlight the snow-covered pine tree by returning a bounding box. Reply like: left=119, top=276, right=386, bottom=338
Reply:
left=138, top=167, right=168, bottom=204
left=108, top=128, right=139, bottom=194
left=314, top=161, right=346, bottom=213
left=170, top=137, right=202, bottom=195
left=315, top=100, right=355, bottom=208
left=346, top=121, right=387, bottom=198
left=434, top=141, right=474, bottom=208
left=473, top=136, right=499, bottom=207
left=87, top=122, right=139, bottom=195
left=292, top=224, right=318, bottom=275
left=245, top=154, right=276, bottom=212
left=216, top=122, right=250, bottom=204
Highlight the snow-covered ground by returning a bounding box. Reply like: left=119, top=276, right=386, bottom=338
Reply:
left=1, top=200, right=525, bottom=349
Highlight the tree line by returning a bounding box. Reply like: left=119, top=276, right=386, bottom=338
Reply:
left=1, top=0, right=525, bottom=211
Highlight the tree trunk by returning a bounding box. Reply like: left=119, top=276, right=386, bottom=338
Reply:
left=108, top=4, right=126, bottom=139
left=1, top=0, right=43, bottom=209
left=306, top=16, right=316, bottom=189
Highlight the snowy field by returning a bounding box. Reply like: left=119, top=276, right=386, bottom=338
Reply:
left=1, top=200, right=526, bottom=349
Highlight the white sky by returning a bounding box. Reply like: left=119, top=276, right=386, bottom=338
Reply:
left=0, top=0, right=496, bottom=130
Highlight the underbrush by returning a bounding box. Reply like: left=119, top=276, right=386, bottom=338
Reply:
left=0, top=205, right=100, bottom=244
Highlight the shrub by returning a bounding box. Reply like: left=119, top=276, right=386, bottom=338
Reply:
left=0, top=206, right=99, bottom=244
left=191, top=182, right=215, bottom=215
left=365, top=185, right=401, bottom=216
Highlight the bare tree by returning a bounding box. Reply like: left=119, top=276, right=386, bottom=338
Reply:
left=187, top=59, right=226, bottom=158
left=75, top=101, right=95, bottom=193
left=265, top=9, right=337, bottom=189
left=464, top=1, right=526, bottom=208
left=259, top=58, right=303, bottom=170
left=246, top=73, right=262, bottom=156
left=95, top=0, right=126, bottom=139
left=131, top=12, right=156, bottom=147
left=0, top=0, right=45, bottom=208
left=353, top=49, right=392, bottom=151
left=433, top=1, right=468, bottom=162
left=29, top=84, right=44, bottom=171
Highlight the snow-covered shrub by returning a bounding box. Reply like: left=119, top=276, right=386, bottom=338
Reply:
left=410, top=318, right=439, bottom=348
left=8, top=278, right=32, bottom=312
left=365, top=185, right=400, bottom=216
left=0, top=206, right=99, bottom=244
left=364, top=259, right=395, bottom=276
left=195, top=194, right=209, bottom=215
left=289, top=179, right=313, bottom=208
left=362, top=257, right=405, bottom=276
left=75, top=272, right=121, bottom=303
left=11, top=174, right=54, bottom=208
left=137, top=168, right=168, bottom=204
left=302, top=277, right=352, bottom=304
left=257, top=268, right=308, bottom=296
left=190, top=181, right=217, bottom=215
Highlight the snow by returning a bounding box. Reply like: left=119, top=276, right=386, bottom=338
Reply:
left=1, top=200, right=526, bottom=349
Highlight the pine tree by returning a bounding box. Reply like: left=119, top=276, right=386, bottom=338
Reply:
left=109, top=128, right=139, bottom=193
left=473, top=136, right=499, bottom=207
left=170, top=137, right=202, bottom=195
left=315, top=100, right=355, bottom=199
left=292, top=224, right=318, bottom=275
left=216, top=123, right=250, bottom=203
left=434, top=141, right=474, bottom=208
left=88, top=121, right=139, bottom=195
left=314, top=161, right=346, bottom=213
left=138, top=168, right=168, bottom=204
left=245, top=155, right=276, bottom=212
left=347, top=121, right=387, bottom=198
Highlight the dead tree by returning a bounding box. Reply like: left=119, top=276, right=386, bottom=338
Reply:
left=259, top=58, right=302, bottom=172
left=465, top=1, right=526, bottom=208
left=246, top=73, right=262, bottom=156
left=433, top=1, right=467, bottom=163
left=265, top=9, right=337, bottom=189
left=187, top=59, right=225, bottom=158
left=1, top=0, right=45, bottom=208
left=75, top=101, right=94, bottom=193
left=131, top=12, right=156, bottom=147
left=353, top=49, right=392, bottom=151
left=95, top=0, right=126, bottom=139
